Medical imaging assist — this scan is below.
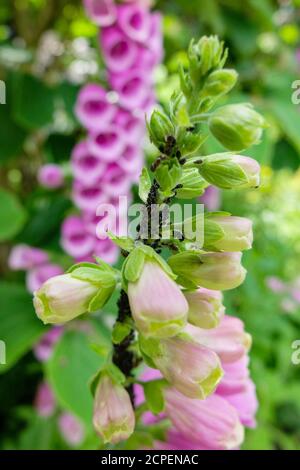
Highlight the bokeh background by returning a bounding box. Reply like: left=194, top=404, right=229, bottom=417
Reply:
left=1, top=0, right=300, bottom=450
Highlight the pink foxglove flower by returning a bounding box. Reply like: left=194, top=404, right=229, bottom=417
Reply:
left=34, top=382, right=56, bottom=418
left=72, top=141, right=106, bottom=185
left=128, top=260, right=188, bottom=338
left=33, top=274, right=99, bottom=324
left=184, top=287, right=225, bottom=329
left=165, top=388, right=244, bottom=450
left=59, top=413, right=85, bottom=447
left=101, top=26, right=139, bottom=72
left=88, top=125, right=125, bottom=162
left=83, top=0, right=116, bottom=27
left=8, top=244, right=49, bottom=271
left=75, top=83, right=116, bottom=131
left=148, top=335, right=223, bottom=399
left=61, top=215, right=95, bottom=259
left=186, top=316, right=252, bottom=364
left=117, top=4, right=152, bottom=43
left=38, top=164, right=64, bottom=189
left=93, top=373, right=135, bottom=444
left=34, top=326, right=63, bottom=362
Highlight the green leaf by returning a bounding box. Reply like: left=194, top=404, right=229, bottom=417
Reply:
left=88, top=285, right=115, bottom=312
left=204, top=218, right=225, bottom=245
left=139, top=168, right=152, bottom=203
left=0, top=282, right=46, bottom=373
left=47, top=330, right=107, bottom=426
left=143, top=380, right=166, bottom=414
left=0, top=189, right=27, bottom=241
left=123, top=248, right=145, bottom=283
left=112, top=321, right=132, bottom=344
left=108, top=232, right=135, bottom=252
left=0, top=105, right=26, bottom=163
left=12, top=74, right=55, bottom=130
left=268, top=97, right=300, bottom=154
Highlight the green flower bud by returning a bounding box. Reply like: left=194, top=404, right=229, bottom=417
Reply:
left=168, top=251, right=246, bottom=291
left=203, top=69, right=238, bottom=98
left=148, top=110, right=174, bottom=149
left=208, top=104, right=265, bottom=151
left=33, top=264, right=117, bottom=324
left=176, top=167, right=207, bottom=199
left=204, top=215, right=253, bottom=251
left=188, top=36, right=228, bottom=84
left=198, top=154, right=260, bottom=189
left=155, top=160, right=182, bottom=193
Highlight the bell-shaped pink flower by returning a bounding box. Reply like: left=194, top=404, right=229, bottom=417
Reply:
left=184, top=287, right=225, bottom=329
left=84, top=0, right=116, bottom=27
left=61, top=215, right=95, bottom=259
left=217, top=356, right=250, bottom=395
left=8, top=244, right=49, bottom=271
left=100, top=26, right=139, bottom=72
left=34, top=382, right=56, bottom=418
left=221, top=378, right=258, bottom=429
left=94, top=238, right=119, bottom=265
left=114, top=109, right=145, bottom=144
left=165, top=388, right=244, bottom=450
left=72, top=180, right=108, bottom=212
left=150, top=335, right=223, bottom=399
left=101, top=163, right=131, bottom=196
left=93, top=373, right=135, bottom=444
left=148, top=12, right=164, bottom=64
left=58, top=413, right=85, bottom=447
left=117, top=4, right=151, bottom=43
left=109, top=69, right=152, bottom=110
left=118, top=143, right=144, bottom=174
left=34, top=326, right=63, bottom=362
left=75, top=83, right=116, bottom=131
left=26, top=263, right=63, bottom=293
left=88, top=125, right=125, bottom=162
left=38, top=164, right=64, bottom=189
left=71, top=141, right=106, bottom=185
left=128, top=260, right=188, bottom=338
left=185, top=316, right=252, bottom=363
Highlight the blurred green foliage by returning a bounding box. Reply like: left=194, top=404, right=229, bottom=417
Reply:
left=0, top=0, right=300, bottom=450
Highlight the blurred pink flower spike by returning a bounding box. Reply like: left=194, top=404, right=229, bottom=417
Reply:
left=117, top=4, right=152, bottom=43
left=26, top=263, right=63, bottom=293
left=35, top=382, right=56, bottom=418
left=8, top=244, right=49, bottom=271
left=101, top=26, right=139, bottom=72
left=59, top=413, right=85, bottom=447
left=61, top=215, right=95, bottom=259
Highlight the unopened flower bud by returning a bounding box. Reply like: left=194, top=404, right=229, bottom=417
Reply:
left=176, top=168, right=207, bottom=199
left=126, top=249, right=188, bottom=338
left=155, top=160, right=182, bottom=193
left=203, top=69, right=238, bottom=98
left=33, top=265, right=117, bottom=324
left=198, top=154, right=260, bottom=189
left=140, top=334, right=223, bottom=399
left=208, top=104, right=265, bottom=151
left=204, top=215, right=253, bottom=251
left=168, top=251, right=246, bottom=291
left=188, top=36, right=227, bottom=83
left=148, top=110, right=174, bottom=149
left=93, top=373, right=135, bottom=444
left=184, top=288, right=224, bottom=329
